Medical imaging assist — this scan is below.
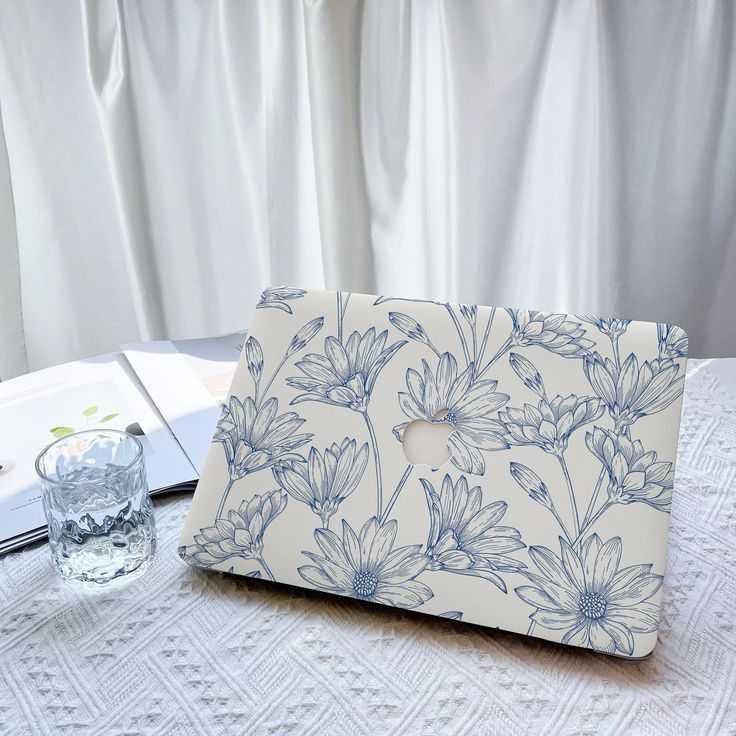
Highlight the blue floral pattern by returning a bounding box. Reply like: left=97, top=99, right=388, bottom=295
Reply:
left=506, top=309, right=595, bottom=358
left=179, top=288, right=688, bottom=658
left=657, top=323, right=689, bottom=359
left=585, top=427, right=674, bottom=511
left=298, top=517, right=433, bottom=608
left=272, top=438, right=369, bottom=528
left=286, top=328, right=406, bottom=411
left=394, top=352, right=509, bottom=474
left=498, top=394, right=604, bottom=455
left=516, top=534, right=663, bottom=656
left=583, top=353, right=684, bottom=431
left=256, top=285, right=307, bottom=313
left=421, top=474, right=525, bottom=592
left=182, top=491, right=288, bottom=579
left=213, top=395, right=312, bottom=518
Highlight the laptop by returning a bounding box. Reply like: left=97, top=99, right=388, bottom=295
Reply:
left=178, top=287, right=688, bottom=658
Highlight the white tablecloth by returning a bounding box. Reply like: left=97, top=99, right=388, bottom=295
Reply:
left=2, top=359, right=735, bottom=736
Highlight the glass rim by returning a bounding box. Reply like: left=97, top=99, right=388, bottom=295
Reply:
left=35, top=428, right=144, bottom=486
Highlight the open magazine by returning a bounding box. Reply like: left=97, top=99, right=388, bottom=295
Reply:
left=0, top=332, right=244, bottom=554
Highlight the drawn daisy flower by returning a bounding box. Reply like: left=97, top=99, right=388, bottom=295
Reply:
left=583, top=352, right=684, bottom=430
left=658, top=324, right=689, bottom=360
left=256, top=286, right=307, bottom=313
left=286, top=328, right=406, bottom=412
left=215, top=395, right=312, bottom=482
left=298, top=517, right=433, bottom=608
left=272, top=438, right=369, bottom=527
left=498, top=395, right=604, bottom=455
left=506, top=309, right=595, bottom=358
left=183, top=491, right=288, bottom=577
left=515, top=534, right=663, bottom=655
left=421, top=474, right=525, bottom=592
left=586, top=427, right=674, bottom=510
left=582, top=317, right=631, bottom=340
left=394, top=352, right=509, bottom=475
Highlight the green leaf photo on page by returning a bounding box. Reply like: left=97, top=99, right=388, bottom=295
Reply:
left=49, top=405, right=120, bottom=439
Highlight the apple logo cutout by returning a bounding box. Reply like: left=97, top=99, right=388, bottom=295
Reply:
left=401, top=409, right=453, bottom=469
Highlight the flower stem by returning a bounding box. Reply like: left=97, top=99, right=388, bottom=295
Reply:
left=216, top=476, right=236, bottom=520
left=257, top=555, right=275, bottom=581
left=476, top=336, right=513, bottom=380
left=425, top=339, right=443, bottom=359
left=657, top=323, right=665, bottom=359
left=527, top=620, right=536, bottom=636
left=380, top=464, right=413, bottom=523
left=337, top=291, right=344, bottom=343
left=556, top=452, right=580, bottom=539
left=572, top=501, right=612, bottom=547
left=612, top=334, right=621, bottom=369
left=476, top=307, right=496, bottom=367
left=581, top=468, right=607, bottom=530
left=363, top=410, right=383, bottom=519
left=471, top=322, right=478, bottom=369
left=445, top=304, right=471, bottom=368
left=336, top=291, right=351, bottom=344
left=258, top=352, right=290, bottom=407
left=547, top=501, right=575, bottom=546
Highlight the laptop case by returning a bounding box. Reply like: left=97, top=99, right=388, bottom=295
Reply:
left=178, top=286, right=688, bottom=658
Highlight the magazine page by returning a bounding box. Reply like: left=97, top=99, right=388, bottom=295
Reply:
left=122, top=332, right=244, bottom=473
left=0, top=353, right=197, bottom=550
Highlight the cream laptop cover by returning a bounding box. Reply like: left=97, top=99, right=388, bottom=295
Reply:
left=178, top=287, right=688, bottom=658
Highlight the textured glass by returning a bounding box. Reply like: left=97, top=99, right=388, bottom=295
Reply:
left=35, top=430, right=156, bottom=587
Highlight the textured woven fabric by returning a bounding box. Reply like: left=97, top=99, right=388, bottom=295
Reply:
left=1, top=358, right=734, bottom=735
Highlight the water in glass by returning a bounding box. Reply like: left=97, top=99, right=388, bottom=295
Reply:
left=35, top=430, right=156, bottom=588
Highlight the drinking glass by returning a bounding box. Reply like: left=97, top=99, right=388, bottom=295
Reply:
left=35, top=429, right=156, bottom=587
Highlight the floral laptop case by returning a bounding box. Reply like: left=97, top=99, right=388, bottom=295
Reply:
left=178, top=286, right=688, bottom=658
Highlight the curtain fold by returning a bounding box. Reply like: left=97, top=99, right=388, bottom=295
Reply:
left=81, top=0, right=167, bottom=340
left=0, top=104, right=26, bottom=380
left=0, top=0, right=734, bottom=377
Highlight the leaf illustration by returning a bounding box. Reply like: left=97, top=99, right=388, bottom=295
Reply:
left=82, top=406, right=98, bottom=417
left=50, top=426, right=75, bottom=439
left=100, top=413, right=119, bottom=423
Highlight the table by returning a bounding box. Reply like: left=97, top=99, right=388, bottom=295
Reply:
left=2, top=359, right=735, bottom=735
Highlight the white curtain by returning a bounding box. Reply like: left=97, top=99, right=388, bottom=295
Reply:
left=1, top=0, right=735, bottom=379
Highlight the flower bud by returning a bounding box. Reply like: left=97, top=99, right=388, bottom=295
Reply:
left=389, top=312, right=428, bottom=343
left=288, top=317, right=324, bottom=356
left=509, top=352, right=545, bottom=396
left=510, top=462, right=551, bottom=507
left=245, top=336, right=263, bottom=382
left=459, top=304, right=477, bottom=325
